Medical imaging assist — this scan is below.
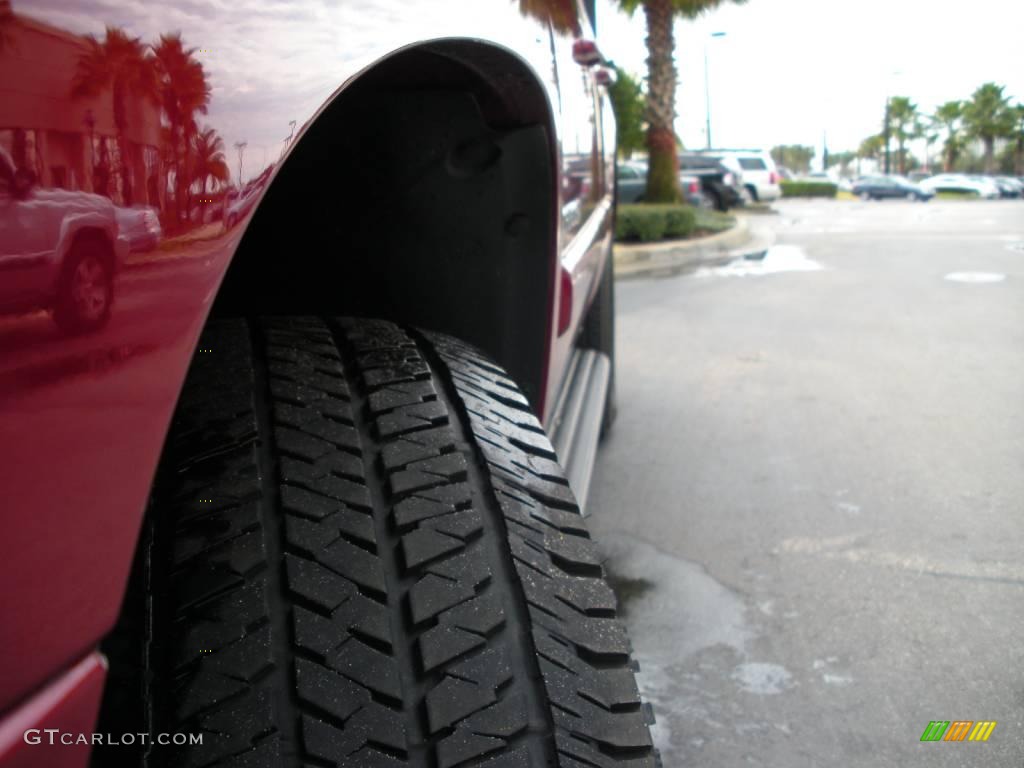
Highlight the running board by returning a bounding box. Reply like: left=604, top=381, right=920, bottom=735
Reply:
left=549, top=348, right=611, bottom=513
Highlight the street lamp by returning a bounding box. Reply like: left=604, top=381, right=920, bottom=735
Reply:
left=280, top=120, right=297, bottom=161
left=704, top=31, right=726, bottom=150
left=234, top=141, right=247, bottom=186
left=884, top=97, right=891, bottom=174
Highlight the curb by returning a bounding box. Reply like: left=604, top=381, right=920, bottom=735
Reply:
left=614, top=215, right=773, bottom=279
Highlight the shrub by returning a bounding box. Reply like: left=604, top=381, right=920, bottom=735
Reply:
left=780, top=180, right=838, bottom=198
left=616, top=204, right=697, bottom=242
left=663, top=206, right=697, bottom=238
left=694, top=208, right=736, bottom=234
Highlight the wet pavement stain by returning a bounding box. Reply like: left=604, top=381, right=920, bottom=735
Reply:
left=598, top=532, right=803, bottom=764
left=604, top=573, right=655, bottom=621
left=599, top=533, right=751, bottom=660
left=696, top=245, right=824, bottom=277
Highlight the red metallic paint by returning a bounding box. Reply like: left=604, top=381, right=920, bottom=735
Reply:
left=0, top=653, right=106, bottom=768
left=0, top=0, right=614, bottom=745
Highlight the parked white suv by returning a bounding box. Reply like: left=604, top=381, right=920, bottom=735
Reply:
left=0, top=147, right=128, bottom=333
left=697, top=149, right=782, bottom=203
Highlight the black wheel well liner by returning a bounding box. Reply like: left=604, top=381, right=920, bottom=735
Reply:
left=211, top=41, right=559, bottom=411
left=64, top=226, right=116, bottom=278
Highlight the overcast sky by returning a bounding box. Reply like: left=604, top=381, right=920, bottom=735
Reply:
left=22, top=0, right=1024, bottom=174
left=595, top=0, right=1024, bottom=158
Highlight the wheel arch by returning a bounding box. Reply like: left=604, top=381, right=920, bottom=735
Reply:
left=58, top=217, right=116, bottom=266
left=210, top=39, right=560, bottom=411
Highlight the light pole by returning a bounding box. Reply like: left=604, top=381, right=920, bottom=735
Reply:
left=704, top=31, right=726, bottom=150
left=280, top=120, right=297, bottom=160
left=883, top=97, right=891, bottom=174
left=883, top=70, right=902, bottom=175
left=234, top=141, right=247, bottom=186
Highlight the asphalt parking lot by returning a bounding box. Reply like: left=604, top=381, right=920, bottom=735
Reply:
left=589, top=199, right=1024, bottom=767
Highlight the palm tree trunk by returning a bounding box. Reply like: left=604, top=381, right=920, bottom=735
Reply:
left=169, top=122, right=182, bottom=226
left=983, top=138, right=995, bottom=174
left=898, top=138, right=906, bottom=174
left=112, top=85, right=134, bottom=205
left=643, top=0, right=681, bottom=203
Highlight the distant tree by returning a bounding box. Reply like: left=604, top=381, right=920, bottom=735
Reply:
left=887, top=96, right=918, bottom=174
left=826, top=150, right=856, bottom=174
left=771, top=144, right=815, bottom=174
left=617, top=0, right=747, bottom=202
left=857, top=135, right=884, bottom=174
left=608, top=67, right=646, bottom=159
left=953, top=150, right=984, bottom=174
left=1008, top=104, right=1024, bottom=176
left=517, top=0, right=580, bottom=34
left=933, top=100, right=965, bottom=172
left=915, top=117, right=939, bottom=174
left=962, top=83, right=1014, bottom=173
left=70, top=26, right=157, bottom=205
left=152, top=34, right=210, bottom=225
left=192, top=126, right=229, bottom=196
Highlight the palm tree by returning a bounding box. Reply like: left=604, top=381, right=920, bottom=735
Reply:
left=962, top=83, right=1013, bottom=173
left=70, top=26, right=157, bottom=205
left=518, top=0, right=580, bottom=34
left=618, top=0, right=746, bottom=202
left=933, top=101, right=964, bottom=172
left=608, top=67, right=646, bottom=159
left=915, top=117, right=939, bottom=174
left=152, top=34, right=210, bottom=224
left=857, top=134, right=884, bottom=174
left=1010, top=104, right=1024, bottom=176
left=192, top=127, right=229, bottom=197
left=887, top=96, right=917, bottom=175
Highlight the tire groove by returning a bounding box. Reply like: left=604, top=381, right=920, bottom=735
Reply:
left=249, top=318, right=302, bottom=767
left=326, top=317, right=421, bottom=765
left=408, top=327, right=558, bottom=768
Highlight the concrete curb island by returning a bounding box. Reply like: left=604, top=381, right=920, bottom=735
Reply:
left=613, top=215, right=774, bottom=279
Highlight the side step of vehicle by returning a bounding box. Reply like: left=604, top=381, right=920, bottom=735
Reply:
left=549, top=347, right=611, bottom=512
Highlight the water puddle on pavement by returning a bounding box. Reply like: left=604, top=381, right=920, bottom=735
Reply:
left=601, top=533, right=750, bottom=660
left=600, top=533, right=754, bottom=756
left=944, top=271, right=1006, bottom=283
left=697, top=245, right=823, bottom=277
left=731, top=662, right=794, bottom=695
left=600, top=533, right=802, bottom=760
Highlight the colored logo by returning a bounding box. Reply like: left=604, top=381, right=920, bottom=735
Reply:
left=920, top=721, right=996, bottom=742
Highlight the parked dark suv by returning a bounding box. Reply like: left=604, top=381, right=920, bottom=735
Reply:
left=679, top=152, right=745, bottom=210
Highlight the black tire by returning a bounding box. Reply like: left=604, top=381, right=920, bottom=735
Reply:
left=708, top=187, right=727, bottom=212
left=95, top=317, right=655, bottom=768
left=53, top=232, right=114, bottom=334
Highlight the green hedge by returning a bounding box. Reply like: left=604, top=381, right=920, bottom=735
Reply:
left=616, top=204, right=697, bottom=242
left=781, top=180, right=838, bottom=198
